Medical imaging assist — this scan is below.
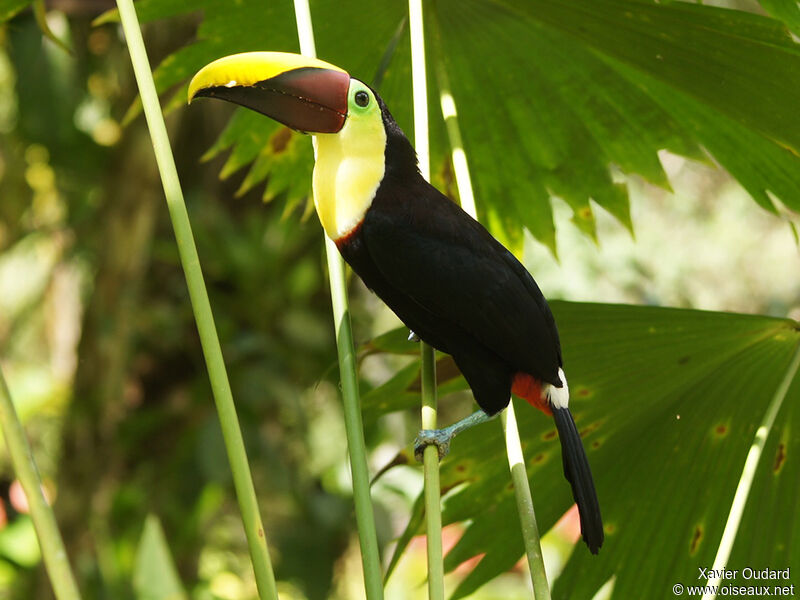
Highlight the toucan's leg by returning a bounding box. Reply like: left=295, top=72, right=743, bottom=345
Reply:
left=408, top=330, right=420, bottom=342
left=414, top=410, right=495, bottom=462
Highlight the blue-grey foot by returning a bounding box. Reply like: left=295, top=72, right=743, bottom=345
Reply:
left=414, top=428, right=452, bottom=461
left=408, top=330, right=421, bottom=342
left=413, top=410, right=495, bottom=462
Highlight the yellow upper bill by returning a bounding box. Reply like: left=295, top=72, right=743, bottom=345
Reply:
left=188, top=51, right=346, bottom=103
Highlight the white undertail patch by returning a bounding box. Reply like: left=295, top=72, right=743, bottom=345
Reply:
left=545, top=367, right=570, bottom=409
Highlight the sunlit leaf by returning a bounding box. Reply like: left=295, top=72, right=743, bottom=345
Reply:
left=133, top=514, right=187, bottom=600
left=0, top=517, right=41, bottom=567
left=759, top=0, right=800, bottom=35
left=0, top=0, right=32, bottom=23
left=361, top=361, right=420, bottom=424
left=361, top=356, right=467, bottom=423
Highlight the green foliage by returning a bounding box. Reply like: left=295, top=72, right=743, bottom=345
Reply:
left=109, top=0, right=800, bottom=255
left=0, top=0, right=31, bottom=23
left=760, top=0, right=800, bottom=35
left=727, top=363, right=800, bottom=585
left=108, top=0, right=416, bottom=217
left=133, top=515, right=187, bottom=600
left=373, top=303, right=799, bottom=598
left=2, top=1, right=799, bottom=599
left=0, top=12, right=353, bottom=599
left=0, top=517, right=40, bottom=567
left=432, top=0, right=800, bottom=251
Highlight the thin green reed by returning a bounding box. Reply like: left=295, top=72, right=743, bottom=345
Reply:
left=115, top=1, right=278, bottom=597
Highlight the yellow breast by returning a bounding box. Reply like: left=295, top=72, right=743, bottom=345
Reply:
left=312, top=105, right=387, bottom=240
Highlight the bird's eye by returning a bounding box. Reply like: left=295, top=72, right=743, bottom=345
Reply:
left=355, top=90, right=370, bottom=107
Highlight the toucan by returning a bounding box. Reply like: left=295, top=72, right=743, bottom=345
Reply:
left=188, top=52, right=603, bottom=554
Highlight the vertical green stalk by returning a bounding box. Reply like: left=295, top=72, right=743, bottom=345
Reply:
left=291, top=2, right=384, bottom=599
left=321, top=223, right=386, bottom=600
left=501, top=406, right=551, bottom=600
left=114, top=2, right=278, bottom=598
left=408, top=1, right=446, bottom=599
left=420, top=344, right=445, bottom=598
left=323, top=239, right=385, bottom=600
left=434, top=46, right=551, bottom=598
left=0, top=367, right=82, bottom=600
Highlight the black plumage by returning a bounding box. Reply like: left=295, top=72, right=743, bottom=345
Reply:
left=337, top=94, right=603, bottom=554
left=338, top=95, right=562, bottom=416
left=553, top=406, right=605, bottom=553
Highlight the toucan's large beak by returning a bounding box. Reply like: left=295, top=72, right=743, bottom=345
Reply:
left=188, top=51, right=350, bottom=134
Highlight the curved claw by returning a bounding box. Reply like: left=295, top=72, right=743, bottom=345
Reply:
left=413, top=429, right=451, bottom=462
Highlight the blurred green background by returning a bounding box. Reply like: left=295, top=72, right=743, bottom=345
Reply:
left=0, top=1, right=798, bottom=599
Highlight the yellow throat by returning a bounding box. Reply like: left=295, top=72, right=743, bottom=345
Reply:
left=312, top=79, right=387, bottom=241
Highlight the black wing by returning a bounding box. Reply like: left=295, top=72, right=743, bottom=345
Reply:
left=361, top=179, right=562, bottom=385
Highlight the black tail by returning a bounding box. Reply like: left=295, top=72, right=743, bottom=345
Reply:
left=552, top=406, right=604, bottom=554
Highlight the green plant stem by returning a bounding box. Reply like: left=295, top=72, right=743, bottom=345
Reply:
left=409, top=2, right=446, bottom=599
left=291, top=2, right=384, bottom=598
left=434, top=46, right=551, bottom=598
left=501, top=406, right=551, bottom=600
left=324, top=239, right=385, bottom=600
left=0, top=367, right=82, bottom=600
left=433, top=59, right=476, bottom=218
left=409, top=0, right=430, bottom=182
left=702, top=342, right=800, bottom=600
left=114, top=2, right=277, bottom=598
left=33, top=0, right=72, bottom=54
left=421, top=345, right=445, bottom=599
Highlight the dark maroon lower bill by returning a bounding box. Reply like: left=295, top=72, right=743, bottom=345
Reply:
left=192, top=67, right=350, bottom=134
